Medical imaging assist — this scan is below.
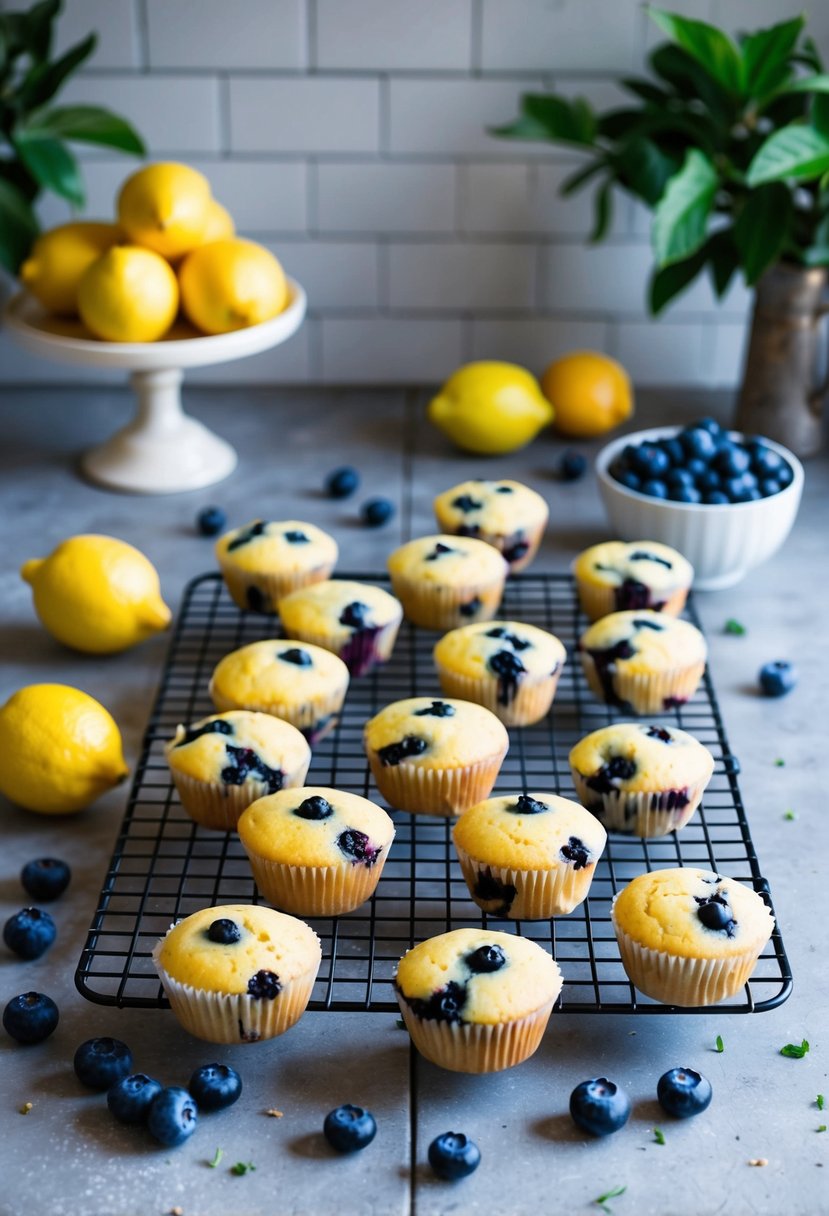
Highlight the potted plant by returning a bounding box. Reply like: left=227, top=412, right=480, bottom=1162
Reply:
left=495, top=5, right=829, bottom=456
left=0, top=0, right=144, bottom=276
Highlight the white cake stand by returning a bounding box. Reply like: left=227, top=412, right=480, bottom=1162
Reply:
left=4, top=279, right=307, bottom=494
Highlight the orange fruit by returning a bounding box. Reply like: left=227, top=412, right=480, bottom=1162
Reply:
left=541, top=351, right=633, bottom=438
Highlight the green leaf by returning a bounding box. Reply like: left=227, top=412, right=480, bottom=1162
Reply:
left=733, top=183, right=793, bottom=284
left=559, top=159, right=605, bottom=197
left=19, top=32, right=96, bottom=110
left=0, top=177, right=39, bottom=274
left=620, top=77, right=671, bottom=106
left=13, top=132, right=84, bottom=206
left=23, top=0, right=60, bottom=62
left=817, top=1094, right=825, bottom=1111
left=652, top=148, right=718, bottom=267
left=649, top=242, right=708, bottom=314
left=21, top=105, right=146, bottom=155
left=208, top=1147, right=224, bottom=1169
left=590, top=180, right=613, bottom=243
left=781, top=73, right=829, bottom=95
left=814, top=94, right=829, bottom=139
left=800, top=245, right=829, bottom=266
left=780, top=1039, right=809, bottom=1058
left=618, top=135, right=676, bottom=205
left=492, top=93, right=596, bottom=147
left=653, top=1127, right=666, bottom=1145
left=707, top=229, right=740, bottom=298
left=740, top=17, right=805, bottom=98
left=715, top=1034, right=724, bottom=1053
left=647, top=6, right=742, bottom=94
left=649, top=43, right=733, bottom=126
left=747, top=124, right=829, bottom=185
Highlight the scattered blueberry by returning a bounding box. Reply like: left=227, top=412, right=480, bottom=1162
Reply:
left=323, top=1104, right=377, bottom=1153
left=759, top=660, right=797, bottom=697
left=569, top=1078, right=631, bottom=1137
left=325, top=466, right=360, bottom=499
left=360, top=497, right=395, bottom=528
left=558, top=450, right=587, bottom=481
left=20, top=858, right=71, bottom=902
left=188, top=1063, right=243, bottom=1112
left=657, top=1067, right=713, bottom=1118
left=74, top=1037, right=134, bottom=1090
left=428, top=1131, right=481, bottom=1180
left=197, top=506, right=226, bottom=537
left=3, top=907, right=56, bottom=960
left=3, top=991, right=59, bottom=1044
left=147, top=1086, right=198, bottom=1147
left=107, top=1073, right=163, bottom=1124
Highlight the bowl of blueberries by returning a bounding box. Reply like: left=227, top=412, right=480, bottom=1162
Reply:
left=596, top=418, right=804, bottom=590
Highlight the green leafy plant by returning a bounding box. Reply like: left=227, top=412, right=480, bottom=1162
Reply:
left=494, top=6, right=829, bottom=313
left=0, top=0, right=145, bottom=274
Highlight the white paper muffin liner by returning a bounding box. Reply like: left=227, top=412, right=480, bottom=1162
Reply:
left=454, top=843, right=596, bottom=919
left=244, top=840, right=394, bottom=917
left=169, top=757, right=311, bottom=832
left=579, top=655, right=706, bottom=715
left=434, top=664, right=563, bottom=728
left=611, top=916, right=770, bottom=1007
left=209, top=680, right=347, bottom=745
left=388, top=574, right=506, bottom=631
left=570, top=772, right=709, bottom=838
left=367, top=749, right=507, bottom=817
left=575, top=581, right=689, bottom=623
left=280, top=616, right=401, bottom=678
left=219, top=560, right=336, bottom=615
left=395, top=995, right=557, bottom=1073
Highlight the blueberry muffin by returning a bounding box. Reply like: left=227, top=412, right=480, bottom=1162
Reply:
left=569, top=723, right=714, bottom=838
left=573, top=540, right=693, bottom=621
left=433, top=479, right=549, bottom=572
left=278, top=580, right=403, bottom=677
left=364, top=696, right=508, bottom=816
left=395, top=927, right=562, bottom=1073
left=165, top=710, right=311, bottom=831
left=578, top=610, right=706, bottom=715
left=215, top=519, right=338, bottom=614
left=387, top=535, right=508, bottom=631
left=453, top=792, right=606, bottom=919
left=238, top=787, right=395, bottom=917
left=433, top=620, right=566, bottom=727
left=611, top=868, right=774, bottom=1006
left=209, top=640, right=349, bottom=745
left=152, top=903, right=321, bottom=1043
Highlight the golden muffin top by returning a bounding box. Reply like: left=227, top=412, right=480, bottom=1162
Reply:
left=238, top=786, right=394, bottom=868
left=215, top=520, right=338, bottom=574
left=210, top=640, right=349, bottom=709
left=279, top=579, right=402, bottom=638
left=453, top=791, right=606, bottom=872
left=387, top=535, right=508, bottom=587
left=569, top=722, right=714, bottom=793
left=579, top=610, right=706, bottom=674
left=434, top=620, right=566, bottom=681
left=364, top=696, right=508, bottom=770
left=433, top=479, right=549, bottom=536
left=573, top=541, right=693, bottom=593
left=165, top=710, right=310, bottom=785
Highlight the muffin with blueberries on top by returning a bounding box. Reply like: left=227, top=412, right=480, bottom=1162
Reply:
left=215, top=519, right=338, bottom=614
left=387, top=534, right=508, bottom=631
left=578, top=610, right=706, bottom=715
left=278, top=579, right=402, bottom=677
left=433, top=479, right=549, bottom=573
left=572, top=540, right=693, bottom=621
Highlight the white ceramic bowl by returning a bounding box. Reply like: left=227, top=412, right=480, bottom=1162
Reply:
left=595, top=427, right=804, bottom=590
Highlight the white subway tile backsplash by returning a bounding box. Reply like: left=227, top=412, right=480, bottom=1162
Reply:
left=615, top=320, right=708, bottom=385
left=272, top=241, right=380, bottom=309
left=481, top=0, right=640, bottom=72
left=229, top=78, right=380, bottom=154
left=316, top=163, right=455, bottom=233
left=189, top=161, right=307, bottom=233
left=470, top=318, right=609, bottom=372
left=460, top=164, right=533, bottom=233
left=321, top=318, right=463, bottom=382
left=389, top=78, right=545, bottom=157
left=534, top=163, right=629, bottom=237
left=388, top=243, right=536, bottom=310
left=542, top=243, right=653, bottom=314
left=55, top=0, right=137, bottom=69
left=146, top=0, right=306, bottom=69
left=316, top=0, right=472, bottom=70
left=61, top=75, right=221, bottom=154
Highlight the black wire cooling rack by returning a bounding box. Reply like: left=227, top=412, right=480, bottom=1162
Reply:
left=75, top=572, right=792, bottom=1015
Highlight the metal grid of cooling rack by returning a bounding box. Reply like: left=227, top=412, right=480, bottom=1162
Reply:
left=75, top=572, right=792, bottom=1015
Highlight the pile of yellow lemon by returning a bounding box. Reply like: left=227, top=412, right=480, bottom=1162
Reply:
left=20, top=162, right=288, bottom=343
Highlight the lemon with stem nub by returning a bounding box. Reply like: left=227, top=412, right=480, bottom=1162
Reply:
left=179, top=238, right=287, bottom=334
left=428, top=362, right=554, bottom=454
left=21, top=534, right=171, bottom=654
left=117, top=161, right=211, bottom=260
left=0, top=683, right=128, bottom=814
left=19, top=221, right=122, bottom=315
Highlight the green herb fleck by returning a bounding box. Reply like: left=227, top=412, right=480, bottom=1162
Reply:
left=208, top=1147, right=223, bottom=1169
left=780, top=1039, right=809, bottom=1059
left=395, top=1018, right=406, bottom=1029
left=715, top=1035, right=724, bottom=1053
left=594, top=1186, right=626, bottom=1214
left=653, top=1127, right=666, bottom=1145
left=783, top=809, right=796, bottom=821
left=774, top=758, right=785, bottom=767
left=817, top=1095, right=825, bottom=1111
left=818, top=1125, right=827, bottom=1134
left=230, top=1162, right=256, bottom=1176
left=724, top=618, right=746, bottom=636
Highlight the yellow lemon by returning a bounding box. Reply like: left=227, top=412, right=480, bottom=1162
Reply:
left=21, top=534, right=171, bottom=655
left=178, top=238, right=287, bottom=334
left=541, top=351, right=633, bottom=438
left=117, top=162, right=211, bottom=260
left=202, top=198, right=235, bottom=242
left=19, top=221, right=122, bottom=316
left=0, top=683, right=128, bottom=815
left=77, top=246, right=179, bottom=343
left=428, top=361, right=554, bottom=454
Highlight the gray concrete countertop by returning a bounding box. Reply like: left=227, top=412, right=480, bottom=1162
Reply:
left=0, top=386, right=826, bottom=1216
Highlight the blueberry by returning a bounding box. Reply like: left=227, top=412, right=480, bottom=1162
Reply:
left=3, top=907, right=56, bottom=959
left=660, top=437, right=686, bottom=467
left=777, top=462, right=794, bottom=488
left=631, top=444, right=670, bottom=479
left=279, top=647, right=312, bottom=667
left=337, top=828, right=380, bottom=866
left=428, top=1131, right=481, bottom=1180
left=207, top=918, right=241, bottom=945
left=107, top=1073, right=163, bottom=1124
left=294, top=794, right=334, bottom=820
left=247, top=969, right=281, bottom=999
left=569, top=1078, right=631, bottom=1137
left=713, top=444, right=750, bottom=477
left=558, top=450, right=587, bottom=481
left=377, top=735, right=427, bottom=766
left=666, top=468, right=695, bottom=488
left=640, top=478, right=668, bottom=499
left=466, top=944, right=506, bottom=973
left=20, top=858, right=71, bottom=902
left=361, top=497, right=395, bottom=528
left=696, top=468, right=720, bottom=492
left=197, top=506, right=226, bottom=537
left=750, top=445, right=784, bottom=479
left=188, top=1063, right=242, bottom=1112
left=695, top=895, right=735, bottom=934
left=722, top=475, right=752, bottom=502
left=615, top=469, right=642, bottom=492
left=3, top=991, right=59, bottom=1044
left=147, top=1086, right=198, bottom=1147
left=759, top=660, right=797, bottom=697
left=759, top=478, right=782, bottom=497
left=695, top=417, right=722, bottom=437
left=668, top=485, right=702, bottom=504
left=657, top=1067, right=713, bottom=1118
left=325, top=466, right=360, bottom=499
left=681, top=427, right=718, bottom=461
left=704, top=490, right=730, bottom=504
left=74, top=1037, right=134, bottom=1090
left=323, top=1104, right=377, bottom=1153
left=685, top=457, right=707, bottom=480
left=560, top=836, right=591, bottom=869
